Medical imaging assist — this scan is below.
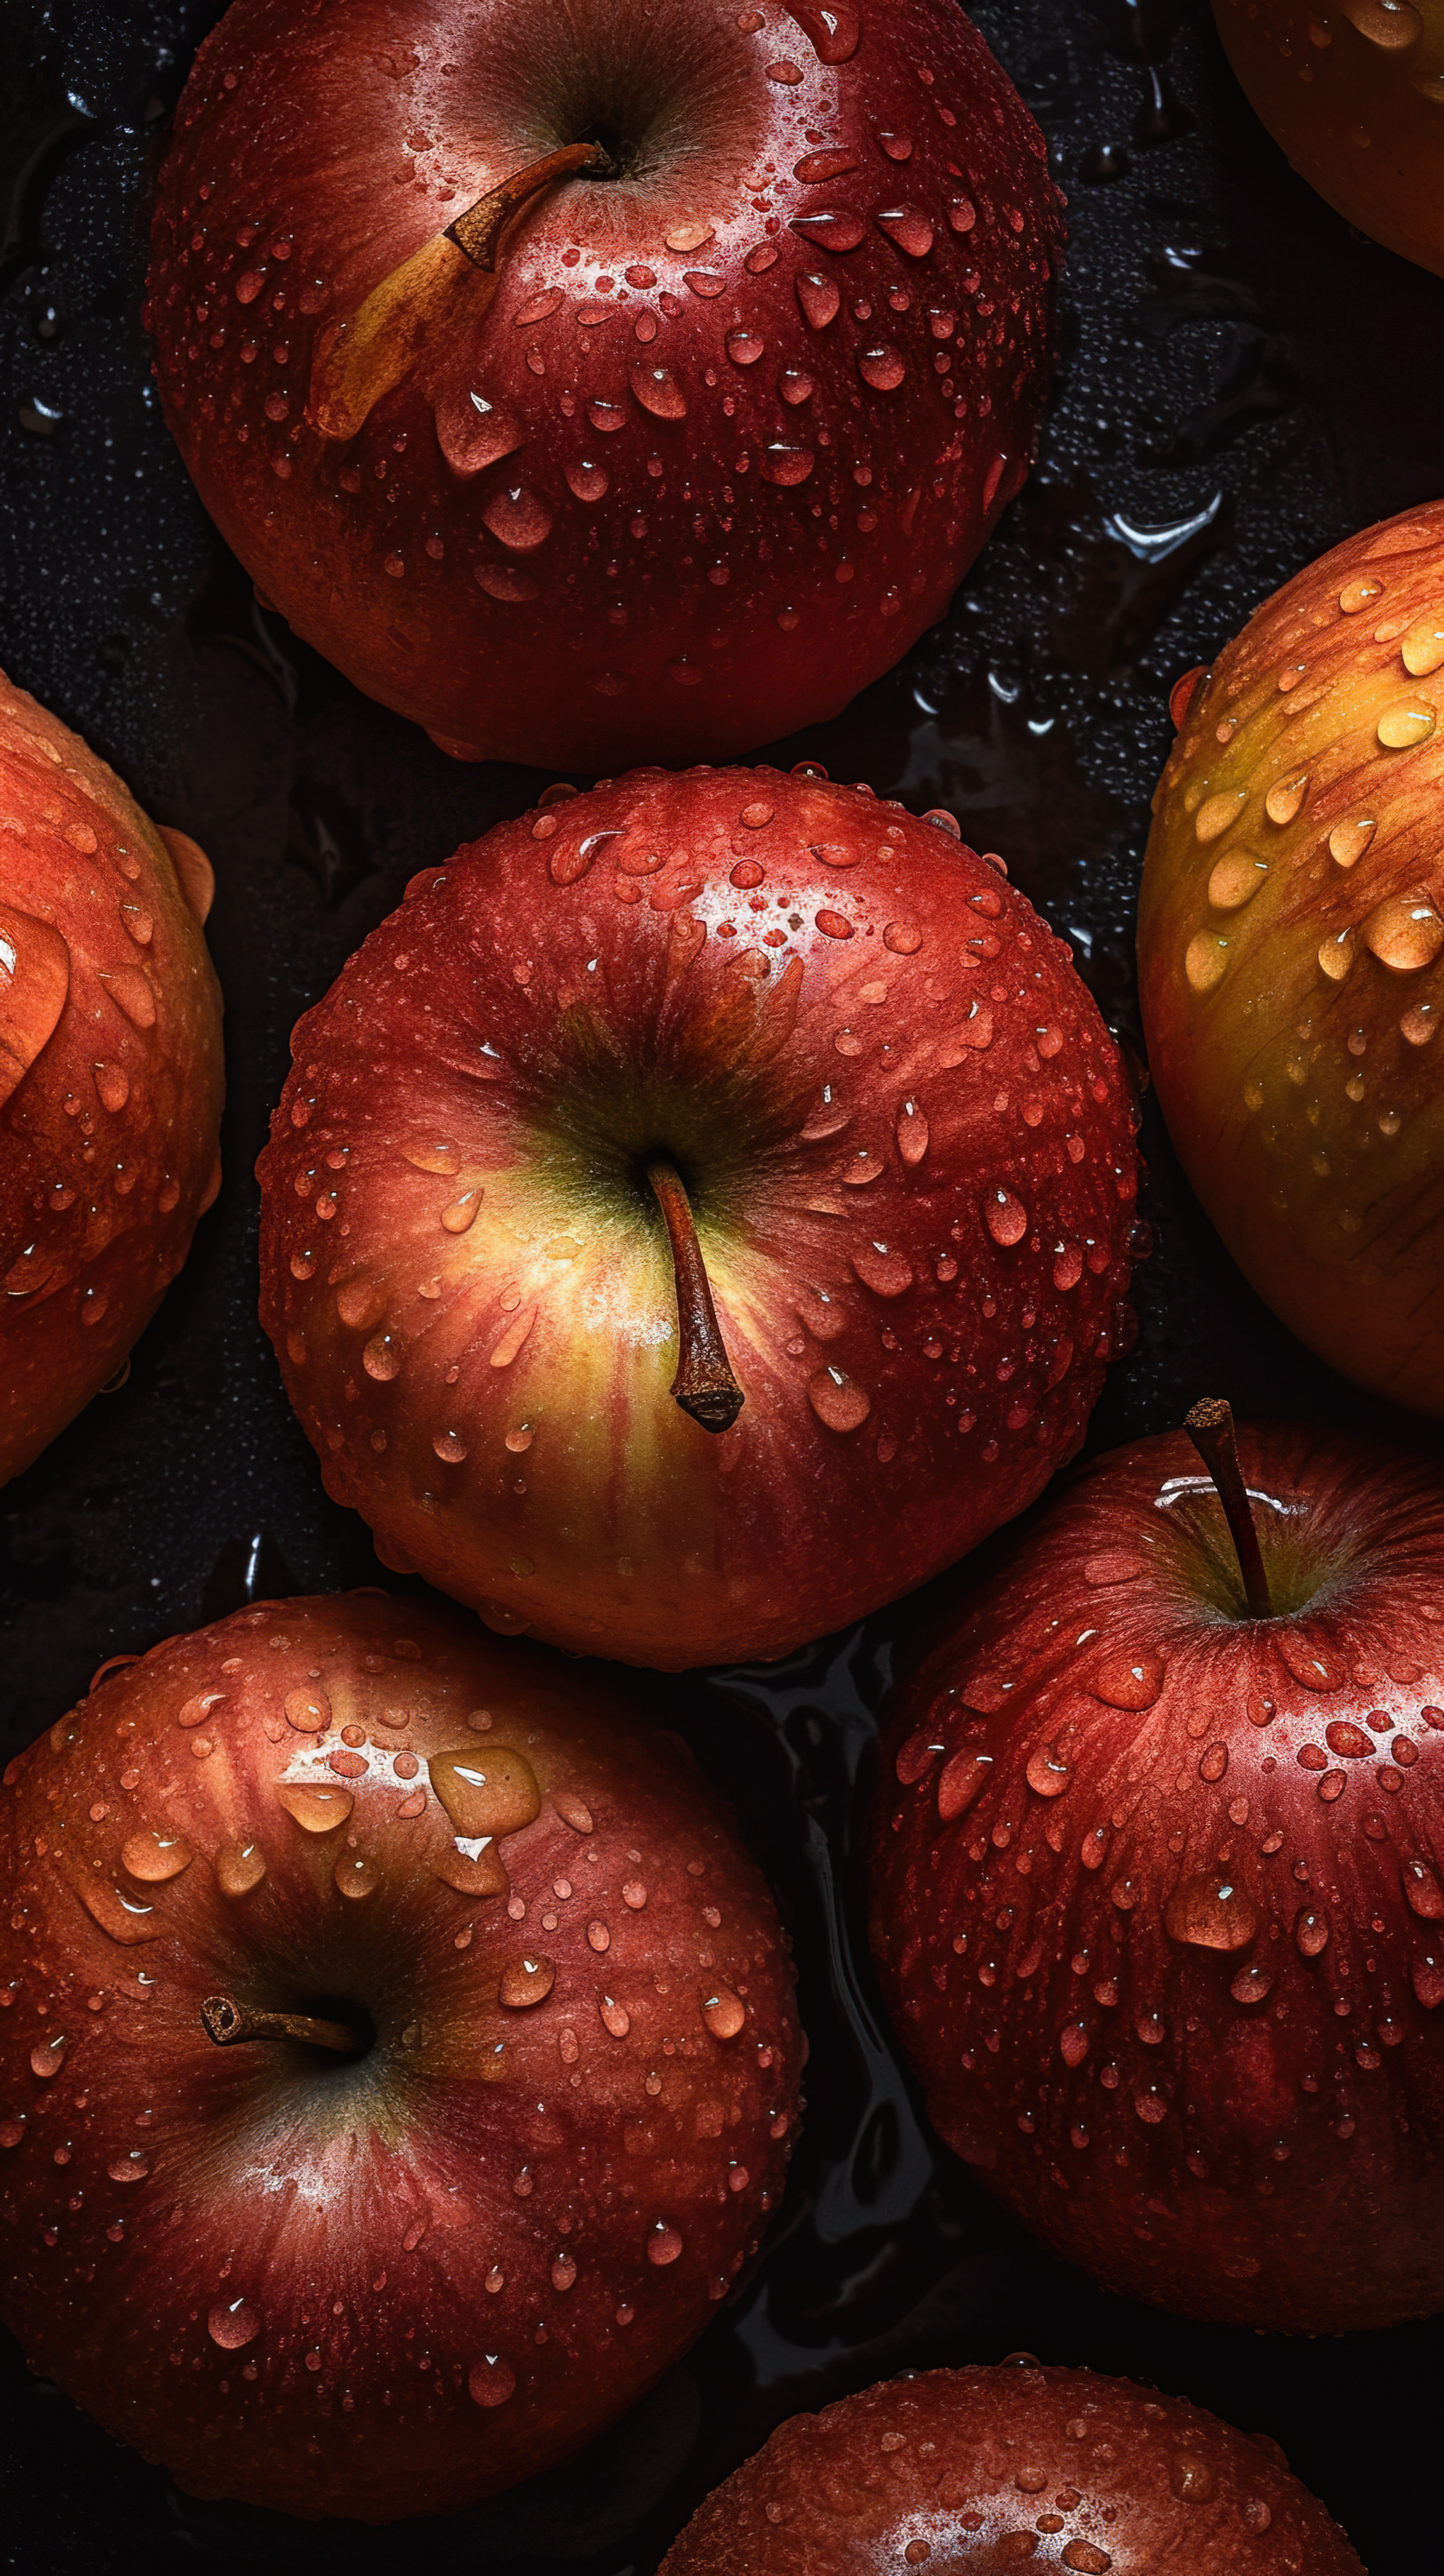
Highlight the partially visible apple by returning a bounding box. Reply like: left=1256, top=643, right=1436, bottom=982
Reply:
left=1138, top=499, right=1444, bottom=1415
left=255, top=765, right=1140, bottom=1669
left=0, top=669, right=224, bottom=1484
left=146, top=0, right=1064, bottom=769
left=0, top=1592, right=803, bottom=2521
left=659, top=2360, right=1365, bottom=2572
left=1212, top=0, right=1444, bottom=278
left=871, top=1408, right=1444, bottom=2333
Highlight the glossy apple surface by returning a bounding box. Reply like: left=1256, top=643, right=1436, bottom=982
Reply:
left=0, top=1592, right=803, bottom=2521
left=1213, top=0, right=1444, bottom=278
left=146, top=0, right=1064, bottom=769
left=871, top=1418, right=1444, bottom=2332
left=0, top=669, right=224, bottom=1484
left=255, top=766, right=1139, bottom=1669
left=659, top=2361, right=1364, bottom=2572
left=1138, top=500, right=1444, bottom=1414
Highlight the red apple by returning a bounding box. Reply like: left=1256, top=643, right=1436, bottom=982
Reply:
left=0, top=1590, right=803, bottom=2521
left=1138, top=500, right=1444, bottom=1415
left=0, top=668, right=224, bottom=1485
left=870, top=1408, right=1444, bottom=2333
left=254, top=765, right=1140, bottom=1669
left=1212, top=0, right=1444, bottom=277
left=658, top=2360, right=1365, bottom=2572
left=145, top=0, right=1064, bottom=770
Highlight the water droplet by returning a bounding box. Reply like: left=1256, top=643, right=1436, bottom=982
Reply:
left=857, top=343, right=905, bottom=391
left=277, top=1784, right=353, bottom=1834
left=726, top=327, right=766, bottom=367
left=1026, top=1744, right=1072, bottom=1799
left=760, top=443, right=815, bottom=486
left=0, top=2117, right=25, bottom=2149
left=30, top=2035, right=67, bottom=2078
left=334, top=1851, right=379, bottom=1900
left=1230, top=1960, right=1274, bottom=2004
left=362, top=1332, right=402, bottom=1381
left=983, top=1188, right=1028, bottom=1247
left=1318, top=928, right=1356, bottom=983
left=1059, top=2020, right=1089, bottom=2066
left=851, top=1242, right=914, bottom=1297
left=1185, top=929, right=1231, bottom=991
left=1195, top=790, right=1246, bottom=844
left=1169, top=2456, right=1216, bottom=2503
left=434, top=389, right=527, bottom=476
left=481, top=485, right=554, bottom=551
left=564, top=456, right=609, bottom=502
left=806, top=1365, right=871, bottom=1432
left=631, top=364, right=687, bottom=419
left=1363, top=895, right=1444, bottom=970
left=896, top=1098, right=929, bottom=1163
left=441, top=1189, right=482, bottom=1234
left=1053, top=1243, right=1084, bottom=1290
left=936, top=1749, right=992, bottom=1819
left=648, top=2221, right=684, bottom=2265
left=1295, top=1906, right=1331, bottom=1957
left=468, top=2353, right=517, bottom=2407
left=555, top=1789, right=592, bottom=1833
left=499, top=1954, right=556, bottom=2008
left=1402, top=1856, right=1444, bottom=1918
left=429, top=1747, right=541, bottom=1838
left=208, top=2297, right=259, bottom=2349
left=106, top=2150, right=149, bottom=2183
left=600, top=1995, right=630, bottom=2036
left=1340, top=575, right=1385, bottom=614
left=1164, top=1872, right=1259, bottom=1952
left=1377, top=699, right=1436, bottom=749
left=1328, top=815, right=1376, bottom=868
left=1092, top=1650, right=1164, bottom=1710
left=1208, top=851, right=1268, bottom=909
left=781, top=0, right=861, bottom=60
left=121, top=1829, right=193, bottom=1884
left=1400, top=616, right=1444, bottom=677
left=93, top=1061, right=130, bottom=1112
left=435, top=1839, right=509, bottom=1898
left=703, top=1988, right=746, bottom=2040
left=1265, top=772, right=1309, bottom=824
left=796, top=270, right=841, bottom=328
left=876, top=205, right=934, bottom=258
left=1339, top=0, right=1421, bottom=47
left=217, top=1840, right=267, bottom=1897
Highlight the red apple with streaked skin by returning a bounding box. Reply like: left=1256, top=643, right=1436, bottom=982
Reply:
left=1138, top=499, right=1444, bottom=1415
left=870, top=1410, right=1444, bottom=2333
left=254, top=764, right=1140, bottom=1670
left=1211, top=0, right=1444, bottom=279
left=0, top=1592, right=803, bottom=2522
left=0, top=669, right=224, bottom=1485
left=145, top=0, right=1064, bottom=771
left=658, top=2362, right=1365, bottom=2572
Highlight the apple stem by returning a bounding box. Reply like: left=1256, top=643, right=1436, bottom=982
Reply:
left=200, top=1994, right=365, bottom=2056
left=307, top=140, right=612, bottom=441
left=1184, top=1398, right=1273, bottom=1618
left=445, top=140, right=612, bottom=271
left=646, top=1156, right=745, bottom=1434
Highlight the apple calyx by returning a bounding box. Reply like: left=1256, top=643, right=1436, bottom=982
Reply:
left=306, top=140, right=611, bottom=442
left=1184, top=1395, right=1273, bottom=1618
left=646, top=1154, right=744, bottom=1434
left=200, top=1993, right=365, bottom=2056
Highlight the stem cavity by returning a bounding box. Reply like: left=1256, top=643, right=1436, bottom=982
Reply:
left=201, top=1994, right=365, bottom=2056
left=306, top=141, right=610, bottom=442
left=646, top=1156, right=745, bottom=1435
left=1184, top=1396, right=1273, bottom=1619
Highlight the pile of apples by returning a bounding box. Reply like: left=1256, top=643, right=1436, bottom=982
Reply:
left=5, top=0, right=1443, bottom=2561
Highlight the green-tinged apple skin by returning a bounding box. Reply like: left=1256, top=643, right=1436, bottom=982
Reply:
left=1211, top=0, right=1444, bottom=280
left=0, top=1593, right=803, bottom=2522
left=0, top=668, right=224, bottom=1483
left=870, top=1420, right=1444, bottom=2333
left=255, top=766, right=1140, bottom=1670
left=145, top=0, right=1065, bottom=770
left=1138, top=498, right=1444, bottom=1415
left=658, top=2363, right=1366, bottom=2573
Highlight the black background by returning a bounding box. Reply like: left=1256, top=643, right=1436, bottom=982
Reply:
left=3, top=1, right=1443, bottom=2566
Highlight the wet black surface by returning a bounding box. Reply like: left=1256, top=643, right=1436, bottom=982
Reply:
left=3, top=0, right=1443, bottom=2566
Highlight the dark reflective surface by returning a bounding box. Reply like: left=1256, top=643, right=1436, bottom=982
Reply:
left=3, top=1, right=1443, bottom=2567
